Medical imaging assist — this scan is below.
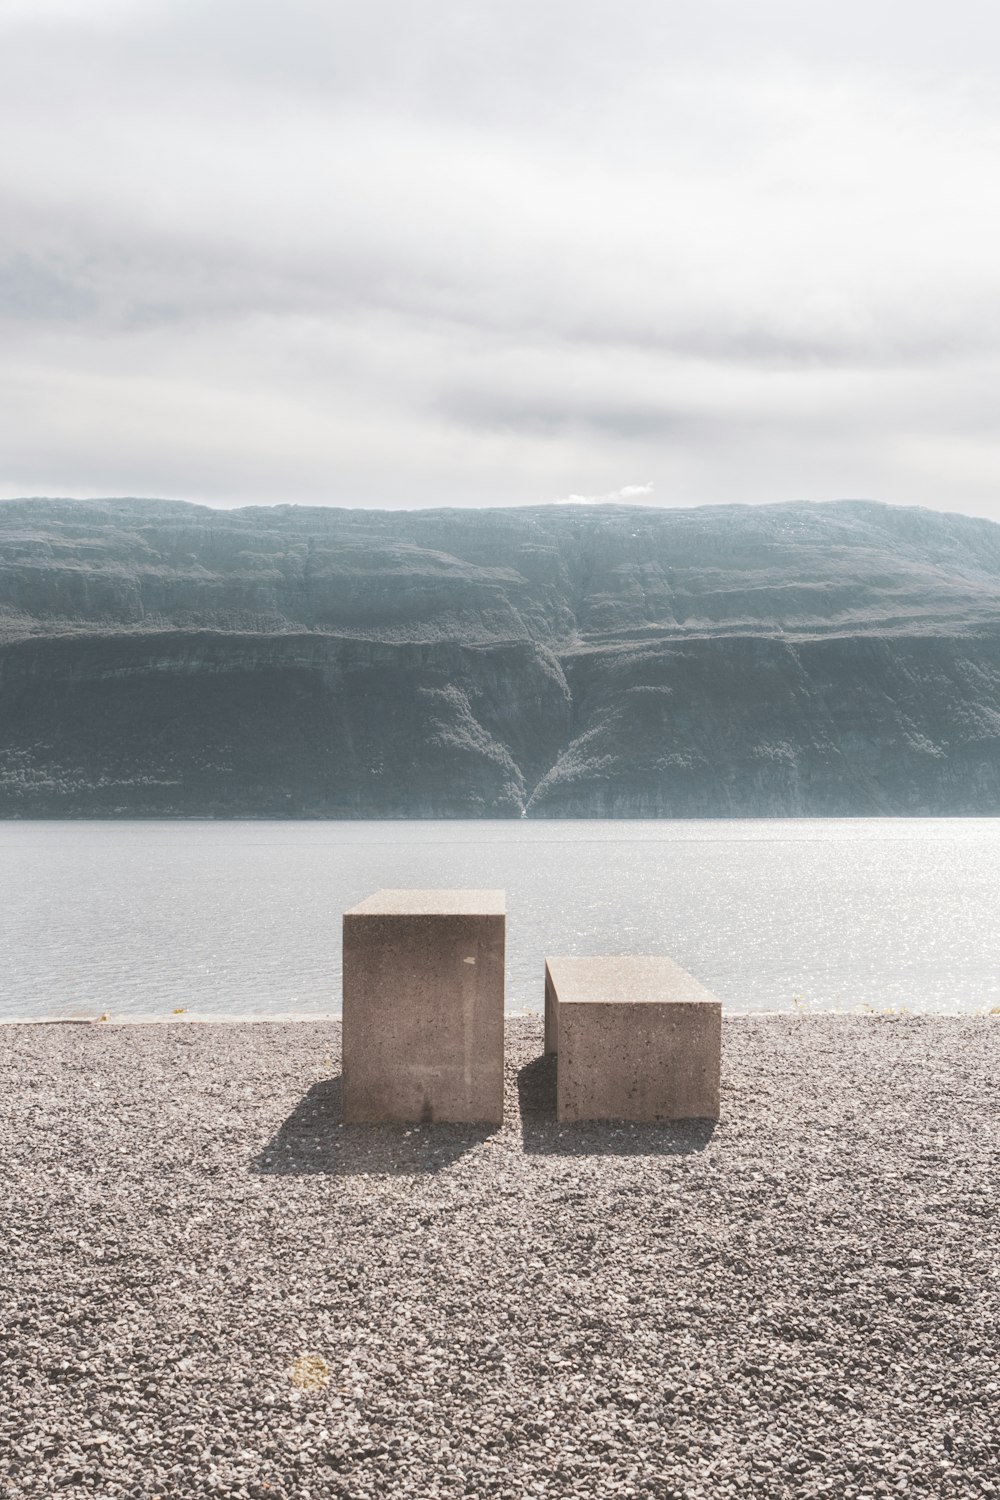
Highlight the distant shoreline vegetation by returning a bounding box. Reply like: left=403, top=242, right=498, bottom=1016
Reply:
left=2, top=812, right=1000, bottom=822
left=2, top=496, right=1000, bottom=819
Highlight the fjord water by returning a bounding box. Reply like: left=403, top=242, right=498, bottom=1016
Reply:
left=1, top=819, right=998, bottom=1022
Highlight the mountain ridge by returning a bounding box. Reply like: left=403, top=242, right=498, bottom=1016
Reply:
left=2, top=496, right=999, bottom=817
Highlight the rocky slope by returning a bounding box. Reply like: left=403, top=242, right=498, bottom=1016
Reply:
left=1, top=496, right=999, bottom=816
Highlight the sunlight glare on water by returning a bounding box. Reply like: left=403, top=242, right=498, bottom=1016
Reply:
left=1, top=819, right=998, bottom=1020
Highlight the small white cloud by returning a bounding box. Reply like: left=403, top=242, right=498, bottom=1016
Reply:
left=553, top=483, right=654, bottom=505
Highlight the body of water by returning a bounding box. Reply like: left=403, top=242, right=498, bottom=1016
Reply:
left=1, top=819, right=998, bottom=1021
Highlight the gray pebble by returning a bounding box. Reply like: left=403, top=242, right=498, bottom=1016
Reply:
left=0, top=1015, right=997, bottom=1497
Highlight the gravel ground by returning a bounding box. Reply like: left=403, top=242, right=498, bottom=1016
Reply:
left=1, top=1015, right=998, bottom=1500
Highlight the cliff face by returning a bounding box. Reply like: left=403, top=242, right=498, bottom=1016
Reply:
left=1, top=496, right=999, bottom=817
left=530, top=632, right=1000, bottom=817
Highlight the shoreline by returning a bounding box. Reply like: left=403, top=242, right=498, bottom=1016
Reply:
left=3, top=1015, right=998, bottom=1498
left=4, top=1006, right=996, bottom=1027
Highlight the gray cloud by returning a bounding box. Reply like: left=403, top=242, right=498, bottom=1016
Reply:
left=2, top=2, right=1000, bottom=516
left=0, top=254, right=98, bottom=322
left=439, top=387, right=702, bottom=440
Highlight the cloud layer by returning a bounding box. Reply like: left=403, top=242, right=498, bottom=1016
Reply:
left=3, top=1, right=1000, bottom=515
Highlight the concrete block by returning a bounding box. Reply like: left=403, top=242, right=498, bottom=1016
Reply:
left=343, top=889, right=505, bottom=1124
left=544, top=955, right=721, bottom=1122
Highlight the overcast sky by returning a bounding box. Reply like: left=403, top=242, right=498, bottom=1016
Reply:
left=3, top=1, right=1000, bottom=517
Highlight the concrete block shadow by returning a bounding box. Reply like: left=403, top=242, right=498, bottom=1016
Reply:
left=251, top=1075, right=499, bottom=1177
left=516, top=1052, right=717, bottom=1156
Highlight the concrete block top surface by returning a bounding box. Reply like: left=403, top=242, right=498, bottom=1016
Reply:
left=345, top=888, right=505, bottom=917
left=546, top=955, right=719, bottom=1005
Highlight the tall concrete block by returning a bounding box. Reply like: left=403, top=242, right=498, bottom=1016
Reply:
left=545, top=956, right=721, bottom=1123
left=343, top=890, right=505, bottom=1125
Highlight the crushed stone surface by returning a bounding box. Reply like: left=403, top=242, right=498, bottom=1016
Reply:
left=1, top=1015, right=998, bottom=1499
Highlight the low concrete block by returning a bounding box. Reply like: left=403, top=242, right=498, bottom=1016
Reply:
left=343, top=889, right=505, bottom=1125
left=544, top=955, right=721, bottom=1122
